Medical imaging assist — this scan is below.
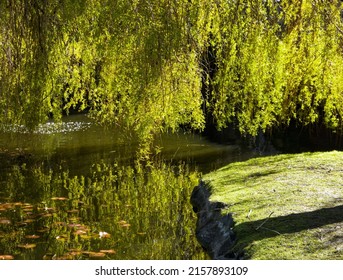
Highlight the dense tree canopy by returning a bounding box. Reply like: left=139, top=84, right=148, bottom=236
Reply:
left=210, top=0, right=343, bottom=136
left=1, top=1, right=343, bottom=143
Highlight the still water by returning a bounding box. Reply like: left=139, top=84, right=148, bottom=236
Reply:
left=0, top=115, right=254, bottom=260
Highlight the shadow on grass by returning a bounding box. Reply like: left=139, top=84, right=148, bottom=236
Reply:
left=193, top=180, right=342, bottom=259
left=235, top=204, right=343, bottom=244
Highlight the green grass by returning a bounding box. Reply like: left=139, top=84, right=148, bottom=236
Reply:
left=203, top=151, right=343, bottom=259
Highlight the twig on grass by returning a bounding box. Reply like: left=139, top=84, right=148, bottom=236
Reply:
left=259, top=226, right=281, bottom=235
left=246, top=209, right=252, bottom=220
left=255, top=211, right=274, bottom=230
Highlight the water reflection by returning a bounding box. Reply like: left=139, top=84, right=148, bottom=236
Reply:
left=0, top=162, right=206, bottom=259
left=0, top=115, right=253, bottom=259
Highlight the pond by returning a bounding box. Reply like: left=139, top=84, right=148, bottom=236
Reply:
left=0, top=115, right=255, bottom=260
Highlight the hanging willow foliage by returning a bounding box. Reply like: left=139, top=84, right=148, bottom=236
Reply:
left=0, top=0, right=208, bottom=138
left=210, top=0, right=343, bottom=136
left=1, top=0, right=343, bottom=141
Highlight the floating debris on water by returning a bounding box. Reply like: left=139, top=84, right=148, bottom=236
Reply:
left=0, top=255, right=14, bottom=260
left=18, top=244, right=37, bottom=249
left=99, top=231, right=111, bottom=238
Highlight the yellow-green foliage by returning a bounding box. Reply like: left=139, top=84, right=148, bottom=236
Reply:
left=2, top=1, right=343, bottom=140
left=0, top=0, right=207, bottom=137
left=211, top=0, right=343, bottom=136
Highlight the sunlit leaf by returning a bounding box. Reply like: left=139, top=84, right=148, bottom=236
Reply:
left=99, top=231, right=111, bottom=238
left=0, top=203, right=16, bottom=211
left=68, top=223, right=82, bottom=228
left=37, top=227, right=50, bottom=233
left=88, top=252, right=106, bottom=258
left=68, top=249, right=82, bottom=256
left=119, top=223, right=131, bottom=228
left=56, top=254, right=74, bottom=260
left=80, top=234, right=92, bottom=239
left=41, top=213, right=53, bottom=218
left=25, top=235, right=40, bottom=239
left=0, top=255, right=14, bottom=260
left=0, top=219, right=11, bottom=224
left=18, top=244, right=36, bottom=249
left=23, top=219, right=35, bottom=223
left=56, top=235, right=68, bottom=241
left=22, top=205, right=34, bottom=211
left=51, top=197, right=68, bottom=201
left=99, top=249, right=116, bottom=254
left=74, top=230, right=87, bottom=235
left=75, top=225, right=89, bottom=231
left=68, top=217, right=80, bottom=223
left=69, top=252, right=82, bottom=257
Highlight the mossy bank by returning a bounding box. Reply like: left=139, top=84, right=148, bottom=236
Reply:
left=202, top=151, right=343, bottom=259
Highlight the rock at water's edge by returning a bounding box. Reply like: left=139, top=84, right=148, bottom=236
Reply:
left=190, top=180, right=242, bottom=260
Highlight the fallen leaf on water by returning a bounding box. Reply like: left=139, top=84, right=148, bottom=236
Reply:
left=80, top=234, right=92, bottom=240
left=0, top=203, right=16, bottom=211
left=22, top=206, right=34, bottom=212
left=37, top=227, right=50, bottom=233
left=51, top=197, right=68, bottom=201
left=18, top=244, right=36, bottom=249
left=56, top=235, right=68, bottom=241
left=68, top=249, right=82, bottom=256
left=68, top=217, right=80, bottom=223
left=74, top=230, right=87, bottom=235
left=0, top=255, right=14, bottom=260
left=120, top=223, right=131, bottom=228
left=68, top=223, right=82, bottom=229
left=82, top=251, right=106, bottom=258
left=25, top=235, right=40, bottom=239
left=0, top=219, right=11, bottom=225
left=99, top=231, right=111, bottom=238
left=88, top=252, right=106, bottom=258
left=41, top=213, right=53, bottom=218
left=100, top=249, right=116, bottom=254
left=55, top=254, right=74, bottom=260
left=23, top=203, right=33, bottom=207
left=23, top=219, right=35, bottom=224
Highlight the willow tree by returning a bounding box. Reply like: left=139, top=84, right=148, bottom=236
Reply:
left=0, top=0, right=210, bottom=149
left=210, top=0, right=343, bottom=137
left=2, top=0, right=343, bottom=145
left=0, top=1, right=61, bottom=128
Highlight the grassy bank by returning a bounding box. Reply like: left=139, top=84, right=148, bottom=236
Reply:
left=203, top=151, right=343, bottom=259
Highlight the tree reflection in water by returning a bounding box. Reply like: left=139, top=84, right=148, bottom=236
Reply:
left=0, top=161, right=207, bottom=260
